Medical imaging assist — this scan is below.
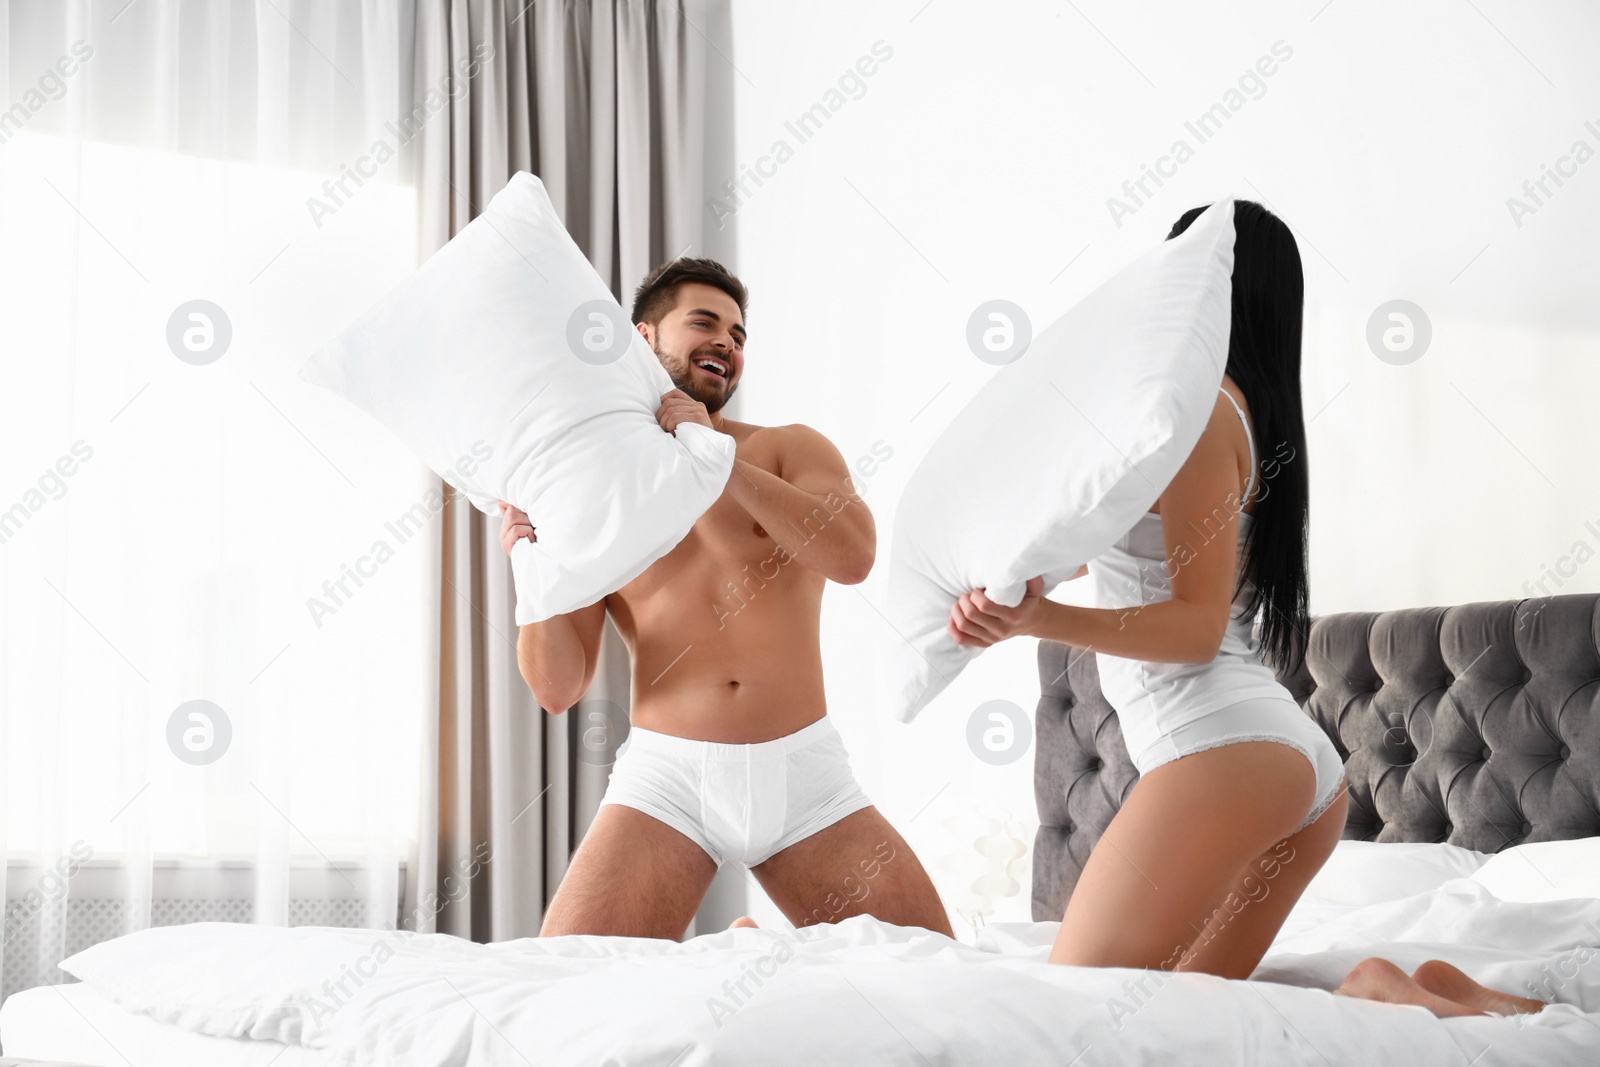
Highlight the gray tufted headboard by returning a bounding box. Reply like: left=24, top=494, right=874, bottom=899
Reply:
left=1032, top=592, right=1600, bottom=921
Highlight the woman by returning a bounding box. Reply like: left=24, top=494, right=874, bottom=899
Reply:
left=947, top=200, right=1546, bottom=1019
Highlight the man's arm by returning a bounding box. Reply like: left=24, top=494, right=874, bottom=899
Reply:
left=724, top=424, right=876, bottom=585
left=516, top=602, right=606, bottom=714
left=498, top=500, right=606, bottom=713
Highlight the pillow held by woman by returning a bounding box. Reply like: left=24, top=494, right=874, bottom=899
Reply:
left=885, top=200, right=1236, bottom=722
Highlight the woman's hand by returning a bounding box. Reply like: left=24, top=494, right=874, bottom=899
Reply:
left=947, top=575, right=1046, bottom=648
left=497, top=500, right=535, bottom=555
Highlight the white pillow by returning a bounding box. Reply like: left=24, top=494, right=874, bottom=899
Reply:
left=59, top=922, right=384, bottom=1043
left=1300, top=840, right=1492, bottom=907
left=300, top=171, right=736, bottom=624
left=883, top=200, right=1236, bottom=722
left=1470, top=838, right=1600, bottom=903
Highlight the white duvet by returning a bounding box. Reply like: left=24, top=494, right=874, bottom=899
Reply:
left=38, top=841, right=1600, bottom=1065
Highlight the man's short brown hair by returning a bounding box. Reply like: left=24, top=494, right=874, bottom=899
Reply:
left=629, top=257, right=748, bottom=329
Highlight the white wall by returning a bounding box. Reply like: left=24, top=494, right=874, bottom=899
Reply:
left=713, top=0, right=1600, bottom=931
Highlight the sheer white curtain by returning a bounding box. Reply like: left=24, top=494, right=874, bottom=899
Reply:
left=0, top=0, right=425, bottom=998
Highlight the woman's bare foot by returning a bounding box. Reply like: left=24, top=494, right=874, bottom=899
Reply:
left=728, top=916, right=758, bottom=930
left=1411, top=959, right=1548, bottom=1016
left=1333, top=957, right=1488, bottom=1018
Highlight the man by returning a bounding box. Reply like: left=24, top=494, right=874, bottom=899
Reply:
left=498, top=257, right=951, bottom=939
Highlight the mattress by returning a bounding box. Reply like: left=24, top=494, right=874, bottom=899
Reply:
left=0, top=982, right=332, bottom=1067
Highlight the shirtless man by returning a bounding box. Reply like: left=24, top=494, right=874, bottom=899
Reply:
left=498, top=257, right=951, bottom=940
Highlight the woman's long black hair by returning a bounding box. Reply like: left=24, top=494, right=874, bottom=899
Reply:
left=1167, top=199, right=1309, bottom=673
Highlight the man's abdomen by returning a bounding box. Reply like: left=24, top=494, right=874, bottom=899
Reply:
left=621, top=574, right=829, bottom=743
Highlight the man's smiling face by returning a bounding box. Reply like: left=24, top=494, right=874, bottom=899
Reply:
left=636, top=281, right=746, bottom=414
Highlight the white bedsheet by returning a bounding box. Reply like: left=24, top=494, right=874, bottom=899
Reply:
left=17, top=870, right=1597, bottom=1067
left=319, top=885, right=1600, bottom=1065
left=0, top=981, right=331, bottom=1066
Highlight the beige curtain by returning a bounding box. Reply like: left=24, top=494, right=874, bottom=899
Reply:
left=402, top=0, right=729, bottom=941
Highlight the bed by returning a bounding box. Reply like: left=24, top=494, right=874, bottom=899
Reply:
left=0, top=982, right=319, bottom=1065
left=2, top=593, right=1597, bottom=1065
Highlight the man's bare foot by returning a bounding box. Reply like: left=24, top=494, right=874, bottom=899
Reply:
left=728, top=916, right=758, bottom=930
left=1333, top=957, right=1488, bottom=1018
left=1411, top=959, right=1548, bottom=1016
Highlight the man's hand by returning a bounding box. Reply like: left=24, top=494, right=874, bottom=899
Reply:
left=656, top=389, right=713, bottom=435
left=497, top=500, right=535, bottom=555
left=947, top=576, right=1046, bottom=648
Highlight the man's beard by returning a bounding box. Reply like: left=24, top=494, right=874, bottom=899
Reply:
left=659, top=343, right=737, bottom=414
